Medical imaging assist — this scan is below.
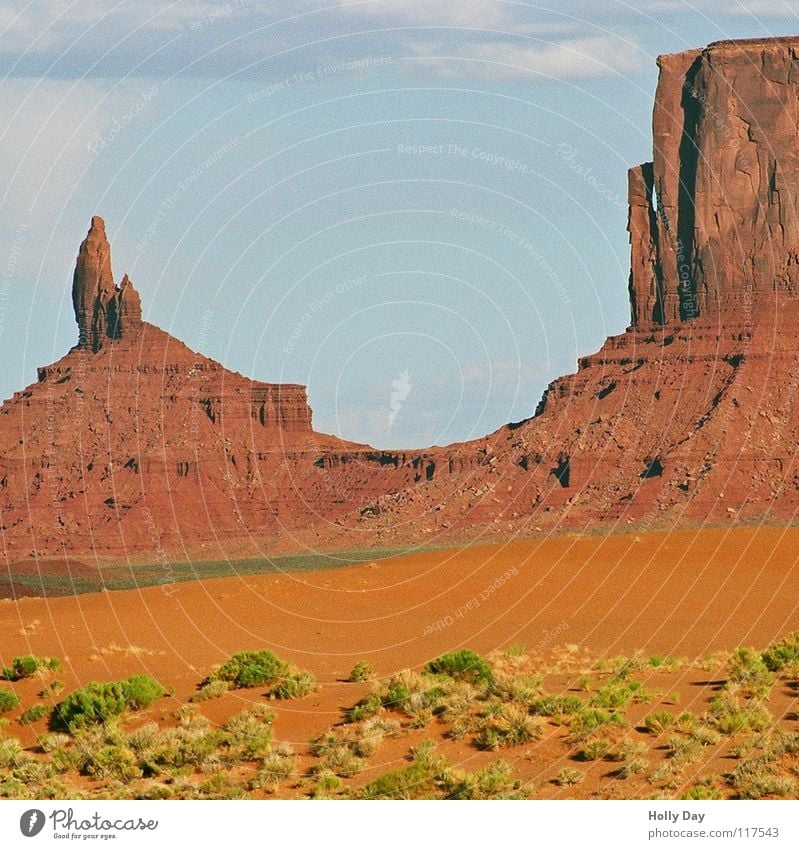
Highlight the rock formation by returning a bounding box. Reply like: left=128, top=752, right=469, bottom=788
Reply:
left=2, top=37, right=799, bottom=574
left=72, top=217, right=144, bottom=350
left=629, top=38, right=799, bottom=327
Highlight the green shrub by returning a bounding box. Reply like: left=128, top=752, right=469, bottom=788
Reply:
left=728, top=648, right=774, bottom=698
left=270, top=670, right=316, bottom=700
left=591, top=680, right=650, bottom=710
left=39, top=680, right=65, bottom=699
left=54, top=675, right=164, bottom=731
left=452, top=760, right=526, bottom=800
left=490, top=671, right=542, bottom=704
left=425, top=649, right=493, bottom=686
left=211, top=650, right=315, bottom=698
left=554, top=766, right=584, bottom=786
left=475, top=704, right=544, bottom=750
left=190, top=680, right=229, bottom=702
left=761, top=632, right=799, bottom=672
left=576, top=738, right=612, bottom=761
left=311, top=771, right=342, bottom=799
left=359, top=747, right=450, bottom=799
left=708, top=694, right=772, bottom=736
left=20, top=704, right=50, bottom=725
left=682, top=782, right=724, bottom=800
left=568, top=708, right=624, bottom=742
left=348, top=661, right=375, bottom=683
left=1, top=655, right=59, bottom=681
left=212, top=650, right=289, bottom=688
left=643, top=710, right=674, bottom=735
left=530, top=694, right=585, bottom=718
left=81, top=744, right=142, bottom=783
left=0, top=689, right=20, bottom=713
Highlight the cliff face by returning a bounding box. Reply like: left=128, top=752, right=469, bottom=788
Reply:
left=629, top=38, right=799, bottom=327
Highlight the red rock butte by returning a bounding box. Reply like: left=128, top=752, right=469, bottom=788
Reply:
left=3, top=36, right=799, bottom=566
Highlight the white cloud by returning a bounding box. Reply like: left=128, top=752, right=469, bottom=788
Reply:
left=335, top=0, right=512, bottom=27
left=410, top=35, right=644, bottom=81
left=724, top=0, right=799, bottom=16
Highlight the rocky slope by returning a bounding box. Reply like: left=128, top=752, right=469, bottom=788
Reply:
left=2, top=37, right=799, bottom=565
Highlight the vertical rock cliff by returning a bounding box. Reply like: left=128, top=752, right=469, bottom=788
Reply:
left=629, top=37, right=799, bottom=327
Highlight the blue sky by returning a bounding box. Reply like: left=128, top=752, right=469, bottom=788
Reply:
left=1, top=0, right=798, bottom=448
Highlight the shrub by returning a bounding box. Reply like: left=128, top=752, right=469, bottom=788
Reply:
left=190, top=680, right=229, bottom=702
left=425, top=649, right=493, bottom=686
left=567, top=708, right=624, bottom=743
left=643, top=710, right=674, bottom=735
left=20, top=704, right=50, bottom=725
left=490, top=671, right=542, bottom=704
left=349, top=670, right=444, bottom=723
left=1, top=655, right=59, bottom=681
left=708, top=694, right=772, bottom=736
left=310, top=771, right=342, bottom=799
left=761, top=632, right=799, bottom=672
left=359, top=747, right=450, bottom=800
left=0, top=689, right=20, bottom=713
left=251, top=747, right=294, bottom=792
left=54, top=675, right=164, bottom=731
left=454, top=760, right=526, bottom=800
left=211, top=650, right=315, bottom=699
left=576, top=738, right=612, bottom=761
left=554, top=767, right=584, bottom=786
left=727, top=648, right=774, bottom=699
left=212, top=650, right=289, bottom=688
left=39, top=680, right=65, bottom=699
left=530, top=694, right=584, bottom=719
left=733, top=757, right=797, bottom=799
left=682, top=782, right=724, bottom=800
left=81, top=744, right=142, bottom=783
left=475, top=704, right=544, bottom=750
left=348, top=661, right=375, bottom=683
left=271, top=670, right=316, bottom=700
left=591, top=680, right=650, bottom=710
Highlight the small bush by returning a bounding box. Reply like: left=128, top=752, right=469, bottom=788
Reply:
left=425, top=649, right=493, bottom=686
left=576, top=738, right=612, bottom=761
left=0, top=689, right=20, bottom=713
left=568, top=708, right=624, bottom=743
left=708, top=694, right=772, bottom=736
left=475, top=704, right=544, bottom=750
left=452, top=760, right=525, bottom=800
left=1, top=655, right=59, bottom=681
left=211, top=650, right=316, bottom=699
left=682, top=781, right=723, bottom=800
left=190, top=680, right=229, bottom=703
left=270, top=670, right=316, bottom=700
left=728, top=648, right=774, bottom=699
left=348, top=661, right=375, bottom=683
left=54, top=675, right=164, bottom=731
left=643, top=710, right=674, bottom=735
left=20, top=704, right=50, bottom=725
left=554, top=766, right=584, bottom=786
left=39, top=680, right=65, bottom=699
left=530, top=694, right=584, bottom=719
left=761, top=632, right=799, bottom=672
left=311, top=771, right=342, bottom=799
left=81, top=744, right=142, bottom=783
left=212, top=650, right=289, bottom=689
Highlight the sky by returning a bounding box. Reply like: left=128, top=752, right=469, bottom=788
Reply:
left=1, top=0, right=798, bottom=449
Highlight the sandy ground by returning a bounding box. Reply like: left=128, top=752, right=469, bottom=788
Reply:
left=1, top=525, right=797, bottom=796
